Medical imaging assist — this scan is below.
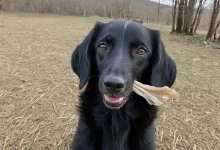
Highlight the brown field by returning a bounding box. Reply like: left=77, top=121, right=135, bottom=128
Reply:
left=0, top=12, right=220, bottom=150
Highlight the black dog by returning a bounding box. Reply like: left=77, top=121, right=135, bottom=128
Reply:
left=71, top=20, right=176, bottom=150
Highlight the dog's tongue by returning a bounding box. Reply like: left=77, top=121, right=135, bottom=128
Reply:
left=104, top=95, right=123, bottom=103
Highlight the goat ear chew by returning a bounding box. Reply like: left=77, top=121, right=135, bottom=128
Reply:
left=133, top=80, right=179, bottom=106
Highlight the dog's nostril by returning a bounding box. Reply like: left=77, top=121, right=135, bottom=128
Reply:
left=104, top=83, right=111, bottom=89
left=116, top=84, right=124, bottom=89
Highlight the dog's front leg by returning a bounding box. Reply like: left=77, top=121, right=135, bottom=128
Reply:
left=72, top=119, right=96, bottom=150
left=130, top=117, right=156, bottom=150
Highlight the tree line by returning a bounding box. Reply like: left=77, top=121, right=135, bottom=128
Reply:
left=0, top=0, right=175, bottom=24
left=1, top=0, right=220, bottom=40
left=0, top=0, right=169, bottom=21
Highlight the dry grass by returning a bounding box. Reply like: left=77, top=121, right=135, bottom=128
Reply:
left=0, top=12, right=220, bottom=150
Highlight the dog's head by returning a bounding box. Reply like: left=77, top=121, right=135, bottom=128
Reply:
left=72, top=20, right=176, bottom=109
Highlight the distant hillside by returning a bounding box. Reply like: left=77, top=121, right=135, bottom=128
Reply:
left=0, top=0, right=212, bottom=31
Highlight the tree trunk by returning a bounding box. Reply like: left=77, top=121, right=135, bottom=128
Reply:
left=172, top=0, right=177, bottom=32
left=176, top=0, right=184, bottom=33
left=190, top=0, right=202, bottom=34
left=194, top=8, right=203, bottom=34
left=183, top=0, right=196, bottom=34
left=157, top=0, right=160, bottom=23
left=166, top=11, right=170, bottom=25
left=83, top=9, right=86, bottom=17
left=214, top=32, right=217, bottom=42
left=187, top=0, right=197, bottom=33
left=194, top=0, right=207, bottom=34
left=182, top=0, right=188, bottom=33
left=206, top=0, right=220, bottom=39
left=129, top=0, right=134, bottom=19
left=146, top=13, right=149, bottom=23
left=0, top=0, right=2, bottom=10
left=103, top=4, right=107, bottom=17
left=153, top=10, right=156, bottom=23
left=119, top=3, right=122, bottom=18
left=110, top=6, right=113, bottom=18
left=213, top=19, right=220, bottom=34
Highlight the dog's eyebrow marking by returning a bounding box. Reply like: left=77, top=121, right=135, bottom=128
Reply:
left=121, top=22, right=129, bottom=51
left=112, top=21, right=130, bottom=67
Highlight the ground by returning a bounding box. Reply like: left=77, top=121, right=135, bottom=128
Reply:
left=0, top=12, right=219, bottom=150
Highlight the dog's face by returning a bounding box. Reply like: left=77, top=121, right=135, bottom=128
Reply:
left=72, top=20, right=176, bottom=109
left=95, top=22, right=154, bottom=108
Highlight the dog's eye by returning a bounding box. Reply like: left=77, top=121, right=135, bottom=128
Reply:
left=98, top=44, right=107, bottom=51
left=136, top=47, right=147, bottom=56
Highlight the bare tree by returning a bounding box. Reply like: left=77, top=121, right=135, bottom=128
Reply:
left=206, top=0, right=220, bottom=39
left=183, top=0, right=197, bottom=34
left=172, top=0, right=178, bottom=32
left=194, top=6, right=203, bottom=34
left=212, top=18, right=220, bottom=36
left=182, top=0, right=188, bottom=33
left=129, top=0, right=135, bottom=19
left=157, top=0, right=161, bottom=23
left=79, top=0, right=87, bottom=17
left=176, top=0, right=184, bottom=33
left=0, top=0, right=3, bottom=10
left=191, top=0, right=207, bottom=34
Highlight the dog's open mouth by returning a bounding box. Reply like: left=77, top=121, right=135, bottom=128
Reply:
left=103, top=94, right=127, bottom=109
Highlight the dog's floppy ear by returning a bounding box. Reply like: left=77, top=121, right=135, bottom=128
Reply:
left=71, top=22, right=103, bottom=89
left=150, top=30, right=176, bottom=87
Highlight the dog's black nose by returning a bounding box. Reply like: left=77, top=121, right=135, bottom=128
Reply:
left=104, top=76, right=125, bottom=93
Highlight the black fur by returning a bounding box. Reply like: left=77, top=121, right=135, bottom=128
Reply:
left=71, top=20, right=177, bottom=150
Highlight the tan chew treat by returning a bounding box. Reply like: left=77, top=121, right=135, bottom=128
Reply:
left=132, top=81, right=179, bottom=106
